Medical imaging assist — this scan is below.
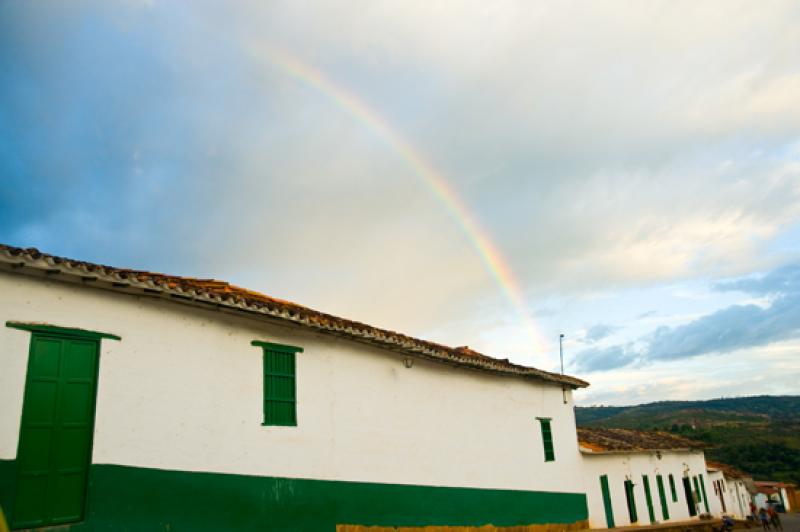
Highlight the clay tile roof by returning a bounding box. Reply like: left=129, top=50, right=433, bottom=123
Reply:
left=707, top=461, right=749, bottom=479
left=0, top=244, right=589, bottom=388
left=754, top=481, right=791, bottom=492
left=577, top=427, right=706, bottom=453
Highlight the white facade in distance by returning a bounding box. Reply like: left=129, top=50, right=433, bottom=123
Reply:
left=581, top=450, right=711, bottom=528
left=706, top=468, right=751, bottom=519
left=754, top=483, right=792, bottom=512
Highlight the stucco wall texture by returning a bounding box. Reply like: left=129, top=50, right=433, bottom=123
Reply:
left=0, top=270, right=585, bottom=496
left=580, top=450, right=715, bottom=528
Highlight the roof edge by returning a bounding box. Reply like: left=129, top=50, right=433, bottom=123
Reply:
left=0, top=244, right=589, bottom=388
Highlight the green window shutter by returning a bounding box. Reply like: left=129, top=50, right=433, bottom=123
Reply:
left=252, top=341, right=303, bottom=427
left=643, top=475, right=655, bottom=524
left=657, top=474, right=670, bottom=521
left=600, top=475, right=615, bottom=528
left=538, top=418, right=555, bottom=462
left=669, top=474, right=677, bottom=502
left=624, top=479, right=638, bottom=523
left=693, top=476, right=702, bottom=503
left=699, top=474, right=709, bottom=513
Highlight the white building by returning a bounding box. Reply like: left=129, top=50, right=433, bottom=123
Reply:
left=578, top=427, right=716, bottom=528
left=754, top=481, right=793, bottom=512
left=0, top=244, right=591, bottom=531
left=706, top=462, right=752, bottom=519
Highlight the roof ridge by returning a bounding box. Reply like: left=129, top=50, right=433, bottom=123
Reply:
left=0, top=243, right=589, bottom=388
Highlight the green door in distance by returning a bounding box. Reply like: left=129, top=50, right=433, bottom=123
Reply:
left=12, top=334, right=100, bottom=529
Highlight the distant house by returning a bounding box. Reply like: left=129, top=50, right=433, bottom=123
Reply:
left=0, top=244, right=591, bottom=531
left=753, top=481, right=793, bottom=511
left=706, top=461, right=752, bottom=519
left=785, top=483, right=800, bottom=512
left=578, top=427, right=715, bottom=528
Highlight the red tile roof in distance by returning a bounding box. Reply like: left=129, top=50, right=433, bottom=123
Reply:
left=0, top=244, right=588, bottom=388
left=578, top=427, right=706, bottom=452
left=707, top=461, right=749, bottom=479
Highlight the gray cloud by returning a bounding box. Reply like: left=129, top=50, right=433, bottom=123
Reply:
left=715, top=262, right=800, bottom=296
left=572, top=345, right=636, bottom=372
left=3, top=1, right=800, bottom=358
left=585, top=324, right=618, bottom=343
left=573, top=264, right=800, bottom=372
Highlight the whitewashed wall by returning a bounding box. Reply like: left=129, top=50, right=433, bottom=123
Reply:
left=0, top=271, right=585, bottom=494
left=730, top=479, right=751, bottom=518
left=709, top=472, right=750, bottom=519
left=754, top=487, right=791, bottom=512
left=706, top=470, right=727, bottom=517
left=754, top=493, right=768, bottom=509
left=581, top=450, right=710, bottom=528
left=706, top=471, right=724, bottom=517
left=707, top=472, right=749, bottom=519
left=781, top=487, right=791, bottom=511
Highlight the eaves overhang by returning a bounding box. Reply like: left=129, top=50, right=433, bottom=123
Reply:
left=579, top=448, right=699, bottom=456
left=0, top=244, right=589, bottom=389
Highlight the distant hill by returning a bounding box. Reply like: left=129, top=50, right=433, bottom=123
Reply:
left=575, top=395, right=800, bottom=485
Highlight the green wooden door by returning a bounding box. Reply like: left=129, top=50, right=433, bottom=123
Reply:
left=657, top=474, right=670, bottom=521
left=624, top=479, right=638, bottom=523
left=642, top=474, right=655, bottom=524
left=699, top=474, right=710, bottom=513
left=12, top=334, right=100, bottom=529
left=599, top=475, right=615, bottom=528
left=683, top=476, right=697, bottom=517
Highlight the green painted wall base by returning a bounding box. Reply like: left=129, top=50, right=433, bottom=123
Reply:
left=0, top=460, right=587, bottom=531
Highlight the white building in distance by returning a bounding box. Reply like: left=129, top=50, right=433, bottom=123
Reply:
left=578, top=427, right=719, bottom=528
left=706, top=461, right=752, bottom=519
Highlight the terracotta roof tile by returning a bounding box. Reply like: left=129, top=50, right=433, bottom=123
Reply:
left=578, top=427, right=706, bottom=453
left=707, top=461, right=749, bottom=479
left=0, top=244, right=589, bottom=388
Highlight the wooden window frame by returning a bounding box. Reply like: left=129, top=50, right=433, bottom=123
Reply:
left=536, top=417, right=555, bottom=462
left=252, top=341, right=303, bottom=427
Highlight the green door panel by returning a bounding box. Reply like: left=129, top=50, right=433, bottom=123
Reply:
left=656, top=474, right=670, bottom=521
left=642, top=474, right=655, bottom=524
left=624, top=479, right=637, bottom=523
left=12, top=334, right=100, bottom=529
left=699, top=474, right=709, bottom=513
left=683, top=476, right=697, bottom=517
left=600, top=474, right=615, bottom=528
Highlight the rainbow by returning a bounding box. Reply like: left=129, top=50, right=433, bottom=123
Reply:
left=249, top=44, right=548, bottom=359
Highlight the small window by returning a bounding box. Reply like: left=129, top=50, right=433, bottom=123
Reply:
left=252, top=341, right=303, bottom=426
left=669, top=474, right=677, bottom=502
left=537, top=418, right=555, bottom=462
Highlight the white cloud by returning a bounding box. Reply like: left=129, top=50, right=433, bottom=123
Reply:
left=3, top=1, right=800, bottom=400
left=575, top=338, right=800, bottom=405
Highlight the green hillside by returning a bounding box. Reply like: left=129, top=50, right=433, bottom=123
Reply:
left=575, top=395, right=800, bottom=485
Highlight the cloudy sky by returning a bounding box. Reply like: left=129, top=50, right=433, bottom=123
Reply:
left=2, top=1, right=799, bottom=405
